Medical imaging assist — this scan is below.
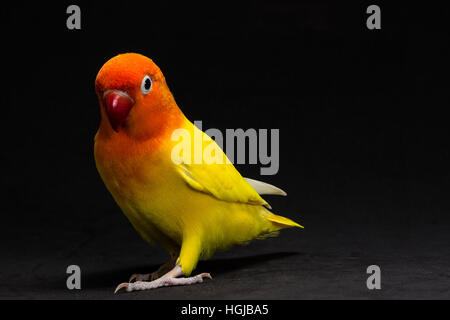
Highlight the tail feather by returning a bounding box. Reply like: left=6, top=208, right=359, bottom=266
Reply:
left=266, top=213, right=303, bottom=230
left=245, top=178, right=287, bottom=196
left=256, top=230, right=280, bottom=240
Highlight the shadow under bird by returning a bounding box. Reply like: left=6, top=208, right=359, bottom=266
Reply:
left=94, top=53, right=303, bottom=293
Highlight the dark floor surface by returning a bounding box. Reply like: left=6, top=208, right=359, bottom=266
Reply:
left=1, top=211, right=449, bottom=300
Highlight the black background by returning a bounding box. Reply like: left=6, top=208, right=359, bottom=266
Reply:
left=1, top=1, right=450, bottom=299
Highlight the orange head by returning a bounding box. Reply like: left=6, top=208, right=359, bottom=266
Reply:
left=95, top=53, right=183, bottom=140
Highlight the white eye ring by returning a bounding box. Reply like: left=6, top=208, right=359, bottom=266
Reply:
left=141, top=75, right=152, bottom=95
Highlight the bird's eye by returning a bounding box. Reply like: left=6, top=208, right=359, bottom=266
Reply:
left=141, top=75, right=152, bottom=95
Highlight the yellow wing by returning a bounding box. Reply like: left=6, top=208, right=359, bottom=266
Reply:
left=175, top=124, right=271, bottom=208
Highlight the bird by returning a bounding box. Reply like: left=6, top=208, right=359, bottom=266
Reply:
left=93, top=53, right=303, bottom=293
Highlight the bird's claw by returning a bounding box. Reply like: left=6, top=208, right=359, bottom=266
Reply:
left=114, top=282, right=130, bottom=294
left=200, top=273, right=212, bottom=280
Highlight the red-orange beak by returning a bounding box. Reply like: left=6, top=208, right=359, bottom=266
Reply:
left=103, top=90, right=135, bottom=131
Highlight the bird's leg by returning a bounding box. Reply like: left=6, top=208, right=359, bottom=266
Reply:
left=115, top=264, right=211, bottom=293
left=129, top=256, right=177, bottom=282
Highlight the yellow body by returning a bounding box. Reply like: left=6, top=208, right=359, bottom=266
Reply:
left=94, top=53, right=302, bottom=276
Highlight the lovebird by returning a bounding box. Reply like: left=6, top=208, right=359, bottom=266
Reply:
left=94, top=53, right=303, bottom=293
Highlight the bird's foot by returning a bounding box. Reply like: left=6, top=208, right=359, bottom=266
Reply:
left=115, top=265, right=211, bottom=293
left=129, top=256, right=177, bottom=282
